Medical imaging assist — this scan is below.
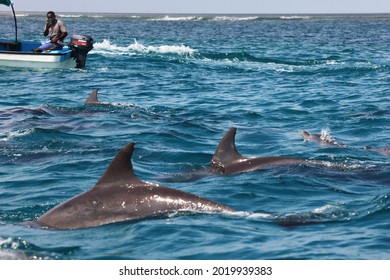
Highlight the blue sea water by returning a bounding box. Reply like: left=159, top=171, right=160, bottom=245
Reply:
left=0, top=13, right=390, bottom=260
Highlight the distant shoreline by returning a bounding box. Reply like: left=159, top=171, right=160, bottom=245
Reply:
left=2, top=11, right=390, bottom=24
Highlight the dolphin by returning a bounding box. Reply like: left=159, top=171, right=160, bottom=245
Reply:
left=84, top=89, right=110, bottom=106
left=35, top=142, right=234, bottom=230
left=363, top=146, right=390, bottom=157
left=301, top=130, right=390, bottom=157
left=300, top=130, right=344, bottom=147
left=208, top=127, right=307, bottom=175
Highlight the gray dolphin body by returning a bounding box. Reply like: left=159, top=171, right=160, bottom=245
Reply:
left=300, top=130, right=344, bottom=147
left=364, top=146, right=390, bottom=157
left=302, top=131, right=390, bottom=157
left=209, top=128, right=306, bottom=175
left=84, top=89, right=110, bottom=106
left=36, top=143, right=234, bottom=230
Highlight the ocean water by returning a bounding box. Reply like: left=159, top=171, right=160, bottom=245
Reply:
left=0, top=13, right=390, bottom=260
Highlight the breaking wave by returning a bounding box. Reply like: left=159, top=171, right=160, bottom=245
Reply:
left=140, top=15, right=311, bottom=22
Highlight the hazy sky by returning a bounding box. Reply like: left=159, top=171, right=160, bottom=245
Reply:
left=2, top=0, right=390, bottom=14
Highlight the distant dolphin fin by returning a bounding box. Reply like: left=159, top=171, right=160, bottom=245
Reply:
left=210, top=127, right=244, bottom=172
left=85, top=89, right=100, bottom=105
left=94, top=142, right=143, bottom=188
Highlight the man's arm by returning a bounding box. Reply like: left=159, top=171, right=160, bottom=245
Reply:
left=43, top=23, right=50, bottom=37
left=51, top=31, right=68, bottom=43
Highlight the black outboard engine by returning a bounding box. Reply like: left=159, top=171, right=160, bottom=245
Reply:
left=69, top=35, right=93, bottom=68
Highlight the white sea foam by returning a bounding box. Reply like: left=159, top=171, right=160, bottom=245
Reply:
left=227, top=211, right=274, bottom=220
left=151, top=15, right=199, bottom=21
left=0, top=250, right=28, bottom=260
left=1, top=128, right=35, bottom=141
left=0, top=237, right=13, bottom=246
left=213, top=16, right=259, bottom=21
left=92, top=39, right=130, bottom=55
left=280, top=16, right=311, bottom=20
left=145, top=15, right=259, bottom=21
left=58, top=14, right=83, bottom=18
left=326, top=60, right=343, bottom=65
left=92, top=39, right=197, bottom=56
left=319, top=129, right=345, bottom=146
left=313, top=204, right=341, bottom=214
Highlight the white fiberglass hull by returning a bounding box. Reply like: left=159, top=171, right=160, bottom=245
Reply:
left=0, top=50, right=76, bottom=69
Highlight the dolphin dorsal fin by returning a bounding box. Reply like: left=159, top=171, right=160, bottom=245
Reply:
left=85, top=89, right=100, bottom=105
left=94, top=142, right=142, bottom=188
left=211, top=127, right=243, bottom=169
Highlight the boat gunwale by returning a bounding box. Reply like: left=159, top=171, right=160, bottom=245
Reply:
left=0, top=50, right=72, bottom=56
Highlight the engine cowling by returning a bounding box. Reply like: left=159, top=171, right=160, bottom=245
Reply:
left=69, top=35, right=93, bottom=68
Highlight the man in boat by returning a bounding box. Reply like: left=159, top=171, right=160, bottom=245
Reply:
left=34, top=11, right=68, bottom=52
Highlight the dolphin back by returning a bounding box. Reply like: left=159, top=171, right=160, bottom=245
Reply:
left=85, top=89, right=100, bottom=105
left=36, top=142, right=234, bottom=230
left=210, top=127, right=244, bottom=173
left=210, top=127, right=306, bottom=174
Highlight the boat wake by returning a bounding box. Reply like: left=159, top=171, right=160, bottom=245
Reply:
left=92, top=39, right=197, bottom=56
left=91, top=39, right=349, bottom=73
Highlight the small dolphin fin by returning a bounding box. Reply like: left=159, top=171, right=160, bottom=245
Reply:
left=210, top=127, right=243, bottom=171
left=94, top=142, right=142, bottom=187
left=85, top=89, right=100, bottom=105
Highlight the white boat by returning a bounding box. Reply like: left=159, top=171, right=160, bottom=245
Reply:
left=0, top=0, right=93, bottom=69
left=0, top=38, right=93, bottom=69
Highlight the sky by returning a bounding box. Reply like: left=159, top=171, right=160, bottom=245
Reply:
left=2, top=0, right=390, bottom=14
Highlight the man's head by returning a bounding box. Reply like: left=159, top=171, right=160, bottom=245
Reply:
left=46, top=11, right=57, bottom=25
left=47, top=11, right=56, bottom=19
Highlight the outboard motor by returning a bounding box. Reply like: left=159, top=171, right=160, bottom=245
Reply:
left=69, top=35, right=93, bottom=68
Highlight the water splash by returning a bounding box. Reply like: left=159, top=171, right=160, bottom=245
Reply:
left=92, top=39, right=197, bottom=56
left=319, top=129, right=345, bottom=147
left=0, top=237, right=79, bottom=260
left=1, top=128, right=36, bottom=142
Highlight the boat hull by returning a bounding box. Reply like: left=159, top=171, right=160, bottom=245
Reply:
left=0, top=49, right=76, bottom=69
left=0, top=38, right=93, bottom=69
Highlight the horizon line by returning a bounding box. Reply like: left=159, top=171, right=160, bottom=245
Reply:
left=2, top=11, right=390, bottom=15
